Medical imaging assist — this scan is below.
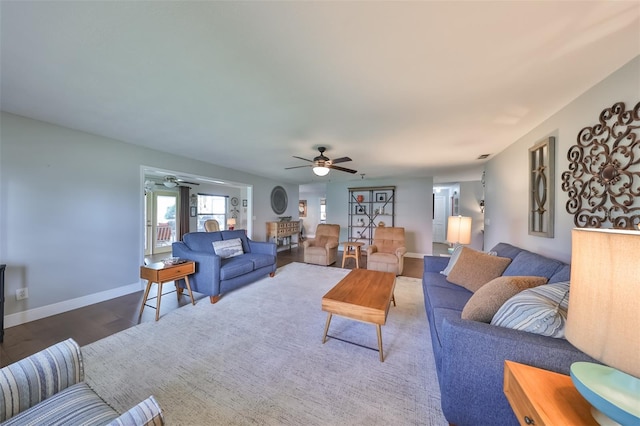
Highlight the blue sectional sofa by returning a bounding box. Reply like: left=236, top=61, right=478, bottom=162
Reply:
left=172, top=230, right=277, bottom=303
left=422, top=243, right=596, bottom=426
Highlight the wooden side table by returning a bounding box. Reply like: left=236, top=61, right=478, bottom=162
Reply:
left=139, top=261, right=196, bottom=321
left=504, top=360, right=597, bottom=426
left=341, top=241, right=365, bottom=268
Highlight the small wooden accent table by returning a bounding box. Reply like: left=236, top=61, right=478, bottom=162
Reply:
left=341, top=241, right=365, bottom=268
left=139, top=261, right=196, bottom=321
left=504, top=360, right=597, bottom=426
left=321, top=269, right=396, bottom=362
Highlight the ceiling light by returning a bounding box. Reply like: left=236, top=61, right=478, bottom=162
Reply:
left=313, top=166, right=330, bottom=176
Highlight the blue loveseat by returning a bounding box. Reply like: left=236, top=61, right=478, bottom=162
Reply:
left=172, top=230, right=277, bottom=303
left=422, top=243, right=596, bottom=426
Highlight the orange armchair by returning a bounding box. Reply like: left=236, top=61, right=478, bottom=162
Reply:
left=366, top=227, right=407, bottom=275
left=303, top=224, right=340, bottom=266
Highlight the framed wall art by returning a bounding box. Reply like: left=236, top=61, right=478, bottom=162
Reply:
left=529, top=136, right=555, bottom=237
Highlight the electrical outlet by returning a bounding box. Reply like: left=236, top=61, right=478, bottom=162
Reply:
left=16, top=288, right=28, bottom=300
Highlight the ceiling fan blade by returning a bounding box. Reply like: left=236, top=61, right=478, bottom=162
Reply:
left=285, top=165, right=312, bottom=170
left=331, top=156, right=352, bottom=164
left=292, top=156, right=313, bottom=163
left=328, top=165, right=358, bottom=174
left=178, top=180, right=200, bottom=185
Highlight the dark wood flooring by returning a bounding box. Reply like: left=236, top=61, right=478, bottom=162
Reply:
left=0, top=248, right=424, bottom=367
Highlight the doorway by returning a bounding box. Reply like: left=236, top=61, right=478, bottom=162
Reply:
left=145, top=190, right=179, bottom=256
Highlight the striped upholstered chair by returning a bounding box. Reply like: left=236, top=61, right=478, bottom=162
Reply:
left=0, top=338, right=164, bottom=425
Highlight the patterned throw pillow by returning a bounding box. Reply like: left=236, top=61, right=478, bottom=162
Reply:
left=461, top=276, right=548, bottom=322
left=445, top=247, right=512, bottom=292
left=212, top=238, right=244, bottom=259
left=491, top=281, right=570, bottom=338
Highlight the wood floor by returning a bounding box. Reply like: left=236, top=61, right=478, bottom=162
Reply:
left=1, top=248, right=424, bottom=367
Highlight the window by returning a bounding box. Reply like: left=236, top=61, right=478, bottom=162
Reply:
left=196, top=194, right=227, bottom=231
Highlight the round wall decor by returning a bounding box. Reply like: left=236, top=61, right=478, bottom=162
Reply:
left=270, top=186, right=288, bottom=214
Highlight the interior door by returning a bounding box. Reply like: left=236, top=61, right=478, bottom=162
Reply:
left=433, top=194, right=447, bottom=243
left=145, top=191, right=179, bottom=255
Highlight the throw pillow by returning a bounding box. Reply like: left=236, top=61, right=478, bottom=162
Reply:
left=440, top=244, right=463, bottom=275
left=445, top=247, right=512, bottom=292
left=461, top=276, right=549, bottom=322
left=212, top=238, right=244, bottom=259
left=441, top=246, right=499, bottom=276
left=491, top=281, right=570, bottom=338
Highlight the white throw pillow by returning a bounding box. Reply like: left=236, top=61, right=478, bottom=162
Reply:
left=212, top=238, right=244, bottom=259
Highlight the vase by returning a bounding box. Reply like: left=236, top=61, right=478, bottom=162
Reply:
left=357, top=195, right=364, bottom=203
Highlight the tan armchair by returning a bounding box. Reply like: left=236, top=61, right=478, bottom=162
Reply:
left=303, top=224, right=340, bottom=266
left=204, top=219, right=220, bottom=232
left=367, top=227, right=407, bottom=275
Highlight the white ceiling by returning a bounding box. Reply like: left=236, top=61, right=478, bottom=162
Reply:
left=2, top=1, right=639, bottom=184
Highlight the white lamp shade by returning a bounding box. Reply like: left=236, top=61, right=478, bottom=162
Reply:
left=566, top=228, right=640, bottom=378
left=226, top=218, right=236, bottom=226
left=313, top=166, right=330, bottom=176
left=447, top=216, right=472, bottom=245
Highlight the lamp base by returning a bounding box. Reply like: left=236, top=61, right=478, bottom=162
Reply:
left=570, top=362, right=640, bottom=426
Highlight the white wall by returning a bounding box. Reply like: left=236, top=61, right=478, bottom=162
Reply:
left=459, top=180, right=485, bottom=251
left=0, top=112, right=299, bottom=325
left=484, top=56, right=640, bottom=263
left=325, top=176, right=434, bottom=256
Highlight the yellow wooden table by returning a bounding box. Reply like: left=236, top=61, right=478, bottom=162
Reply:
left=341, top=241, right=365, bottom=268
left=139, top=260, right=195, bottom=321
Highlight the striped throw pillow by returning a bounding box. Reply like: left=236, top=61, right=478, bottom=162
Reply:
left=491, top=281, right=570, bottom=338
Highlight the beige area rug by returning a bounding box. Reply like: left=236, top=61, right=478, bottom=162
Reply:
left=83, top=262, right=446, bottom=425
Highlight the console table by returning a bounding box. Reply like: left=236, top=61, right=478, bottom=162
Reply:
left=266, top=221, right=300, bottom=251
left=0, top=264, right=5, bottom=342
left=504, top=360, right=597, bottom=425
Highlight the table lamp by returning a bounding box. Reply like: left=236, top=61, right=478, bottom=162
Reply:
left=446, top=216, right=472, bottom=253
left=227, top=218, right=236, bottom=230
left=566, top=228, right=640, bottom=425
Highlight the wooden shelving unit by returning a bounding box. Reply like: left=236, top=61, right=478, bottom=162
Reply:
left=347, top=186, right=395, bottom=246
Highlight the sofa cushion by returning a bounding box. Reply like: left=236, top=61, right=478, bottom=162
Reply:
left=461, top=276, right=548, bottom=323
left=243, top=252, right=276, bottom=270
left=219, top=257, right=254, bottom=280
left=2, top=382, right=119, bottom=426
left=489, top=242, right=523, bottom=260
left=502, top=250, right=564, bottom=279
left=184, top=232, right=222, bottom=252
left=491, top=281, right=570, bottom=338
left=221, top=230, right=250, bottom=253
left=212, top=238, right=244, bottom=259
left=549, top=264, right=571, bottom=283
left=446, top=247, right=511, bottom=292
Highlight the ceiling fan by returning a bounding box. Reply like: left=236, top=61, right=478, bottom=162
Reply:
left=162, top=175, right=200, bottom=188
left=285, top=147, right=357, bottom=176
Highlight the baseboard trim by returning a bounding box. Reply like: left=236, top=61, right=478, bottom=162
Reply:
left=4, top=282, right=143, bottom=328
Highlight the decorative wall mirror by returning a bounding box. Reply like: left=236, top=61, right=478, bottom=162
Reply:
left=529, top=136, right=555, bottom=237
left=561, top=101, right=640, bottom=229
left=270, top=186, right=288, bottom=214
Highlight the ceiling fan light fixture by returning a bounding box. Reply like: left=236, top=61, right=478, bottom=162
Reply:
left=313, top=166, right=330, bottom=176
left=163, top=176, right=178, bottom=188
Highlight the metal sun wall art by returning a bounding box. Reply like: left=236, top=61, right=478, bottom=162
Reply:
left=529, top=137, right=555, bottom=237
left=561, top=101, right=640, bottom=229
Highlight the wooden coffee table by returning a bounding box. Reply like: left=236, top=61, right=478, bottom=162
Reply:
left=321, top=269, right=396, bottom=362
